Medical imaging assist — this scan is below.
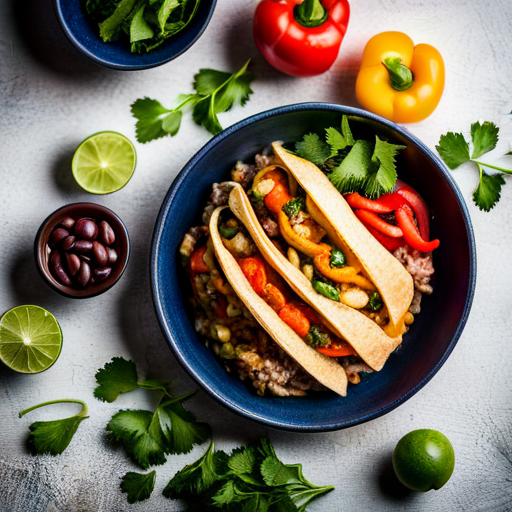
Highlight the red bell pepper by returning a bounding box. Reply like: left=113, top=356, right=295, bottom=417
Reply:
left=394, top=181, right=430, bottom=240
left=253, top=0, right=350, bottom=77
left=363, top=222, right=405, bottom=252
left=395, top=205, right=440, bottom=252
left=317, top=343, right=356, bottom=357
left=239, top=256, right=268, bottom=295
left=190, top=245, right=209, bottom=273
left=345, top=192, right=394, bottom=213
left=355, top=209, right=403, bottom=238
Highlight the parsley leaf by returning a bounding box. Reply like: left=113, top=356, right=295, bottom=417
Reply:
left=120, top=470, right=156, bottom=504
left=473, top=167, right=505, bottom=212
left=365, top=136, right=406, bottom=198
left=341, top=115, right=355, bottom=146
left=325, top=116, right=355, bottom=157
left=19, top=399, right=89, bottom=456
left=436, top=132, right=470, bottom=169
left=471, top=121, right=499, bottom=159
left=131, top=60, right=254, bottom=142
left=437, top=121, right=511, bottom=211
left=295, top=133, right=331, bottom=166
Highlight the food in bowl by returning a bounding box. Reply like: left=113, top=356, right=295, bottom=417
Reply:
left=179, top=118, right=439, bottom=397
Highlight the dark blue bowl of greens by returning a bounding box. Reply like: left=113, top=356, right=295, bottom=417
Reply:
left=52, top=0, right=217, bottom=70
left=151, top=103, right=477, bottom=431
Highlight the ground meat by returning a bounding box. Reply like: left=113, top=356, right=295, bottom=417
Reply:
left=394, top=245, right=434, bottom=294
left=189, top=225, right=208, bottom=241
left=261, top=216, right=279, bottom=237
left=255, top=154, right=272, bottom=170
left=231, top=161, right=256, bottom=189
left=201, top=182, right=234, bottom=225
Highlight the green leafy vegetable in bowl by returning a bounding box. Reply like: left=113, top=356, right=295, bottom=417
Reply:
left=86, top=0, right=201, bottom=54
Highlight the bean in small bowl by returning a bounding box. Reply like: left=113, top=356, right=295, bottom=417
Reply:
left=35, top=203, right=130, bottom=298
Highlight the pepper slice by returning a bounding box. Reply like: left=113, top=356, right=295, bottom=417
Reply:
left=344, top=192, right=394, bottom=213
left=317, top=343, right=356, bottom=357
left=395, top=204, right=440, bottom=252
left=362, top=222, right=405, bottom=252
left=190, top=245, right=209, bottom=273
left=394, top=182, right=430, bottom=240
left=355, top=209, right=403, bottom=238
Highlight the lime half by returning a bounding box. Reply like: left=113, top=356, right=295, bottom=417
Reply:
left=72, top=131, right=137, bottom=194
left=0, top=306, right=63, bottom=374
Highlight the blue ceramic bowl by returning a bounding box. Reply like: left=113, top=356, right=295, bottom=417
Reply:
left=151, top=103, right=476, bottom=432
left=52, top=0, right=217, bottom=70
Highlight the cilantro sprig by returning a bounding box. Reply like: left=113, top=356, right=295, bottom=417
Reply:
left=19, top=399, right=89, bottom=456
left=131, top=60, right=254, bottom=142
left=163, top=438, right=334, bottom=511
left=120, top=470, right=156, bottom=504
left=294, top=116, right=406, bottom=199
left=436, top=121, right=510, bottom=211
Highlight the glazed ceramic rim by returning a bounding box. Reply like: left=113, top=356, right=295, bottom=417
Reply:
left=151, top=102, right=477, bottom=431
left=51, top=0, right=218, bottom=71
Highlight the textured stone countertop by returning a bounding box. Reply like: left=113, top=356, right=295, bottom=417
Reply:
left=1, top=0, right=511, bottom=510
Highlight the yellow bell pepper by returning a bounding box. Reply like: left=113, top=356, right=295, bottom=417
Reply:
left=356, top=31, right=445, bottom=123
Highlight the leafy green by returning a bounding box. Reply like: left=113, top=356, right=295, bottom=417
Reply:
left=86, top=0, right=120, bottom=20
left=305, top=326, right=331, bottom=348
left=99, top=0, right=137, bottom=42
left=329, top=249, right=346, bottom=268
left=121, top=470, right=156, bottom=504
left=19, top=399, right=89, bottom=456
left=131, top=60, right=254, bottom=142
left=282, top=197, right=304, bottom=218
left=130, top=4, right=154, bottom=43
left=163, top=438, right=333, bottom=512
left=367, top=292, right=383, bottom=312
left=295, top=133, right=331, bottom=166
left=436, top=120, right=511, bottom=211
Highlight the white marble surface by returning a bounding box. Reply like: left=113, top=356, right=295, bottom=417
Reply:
left=1, top=0, right=512, bottom=510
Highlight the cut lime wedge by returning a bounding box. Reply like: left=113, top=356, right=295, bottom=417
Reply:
left=72, top=131, right=137, bottom=194
left=0, top=306, right=63, bottom=374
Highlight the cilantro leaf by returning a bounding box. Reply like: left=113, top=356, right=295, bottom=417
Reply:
left=341, top=115, right=355, bottom=146
left=130, top=4, right=154, bottom=43
left=192, top=60, right=254, bottom=135
left=325, top=127, right=348, bottom=157
left=473, top=167, right=505, bottom=212
left=94, top=357, right=139, bottom=402
left=19, top=399, right=89, bottom=456
left=471, top=121, right=499, bottom=159
left=436, top=132, right=471, bottom=169
left=120, top=470, right=156, bottom=504
left=364, top=136, right=406, bottom=198
left=295, top=133, right=331, bottom=166
left=99, top=0, right=137, bottom=42
left=131, top=97, right=173, bottom=143
left=328, top=139, right=373, bottom=194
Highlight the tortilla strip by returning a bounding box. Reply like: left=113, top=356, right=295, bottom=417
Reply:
left=229, top=184, right=402, bottom=371
left=273, top=142, right=414, bottom=328
left=209, top=205, right=348, bottom=396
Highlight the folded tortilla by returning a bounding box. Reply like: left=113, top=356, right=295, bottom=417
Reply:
left=272, top=143, right=414, bottom=329
left=209, top=205, right=348, bottom=396
left=229, top=184, right=402, bottom=371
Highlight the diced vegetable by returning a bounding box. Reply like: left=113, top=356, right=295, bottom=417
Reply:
left=330, top=249, right=347, bottom=268
left=312, top=278, right=340, bottom=302
left=368, top=291, right=383, bottom=312
left=282, top=197, right=305, bottom=218
left=278, top=303, right=311, bottom=338
left=305, top=325, right=331, bottom=348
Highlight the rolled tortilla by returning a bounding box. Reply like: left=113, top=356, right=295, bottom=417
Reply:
left=229, top=184, right=402, bottom=371
left=273, top=142, right=414, bottom=329
left=209, top=205, right=348, bottom=396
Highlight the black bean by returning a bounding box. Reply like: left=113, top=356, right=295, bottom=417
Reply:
left=65, top=253, right=81, bottom=277
left=106, top=247, right=118, bottom=265
left=50, top=251, right=72, bottom=286
left=52, top=228, right=69, bottom=244
left=74, top=240, right=93, bottom=253
left=75, top=218, right=98, bottom=240
left=99, top=220, right=116, bottom=245
left=93, top=267, right=112, bottom=282
left=62, top=235, right=76, bottom=251
left=60, top=216, right=75, bottom=230
left=92, top=241, right=108, bottom=267
left=77, top=261, right=91, bottom=287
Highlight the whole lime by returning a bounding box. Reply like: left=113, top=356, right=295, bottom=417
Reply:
left=392, top=429, right=455, bottom=492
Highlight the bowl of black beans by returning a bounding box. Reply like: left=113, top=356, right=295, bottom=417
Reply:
left=35, top=203, right=130, bottom=298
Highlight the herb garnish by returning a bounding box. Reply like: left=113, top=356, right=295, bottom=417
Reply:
left=121, top=470, right=156, bottom=504
left=131, top=60, right=254, bottom=141
left=368, top=291, right=383, bottom=312
left=163, top=438, right=335, bottom=511
left=86, top=0, right=201, bottom=54
left=294, top=116, right=406, bottom=199
left=282, top=197, right=305, bottom=218
left=305, top=325, right=331, bottom=348
left=19, top=399, right=89, bottom=455
left=436, top=121, right=511, bottom=211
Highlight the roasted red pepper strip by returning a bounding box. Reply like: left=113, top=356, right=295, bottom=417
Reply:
left=264, top=182, right=292, bottom=214
left=254, top=0, right=350, bottom=77
left=239, top=256, right=268, bottom=295
left=190, top=245, right=209, bottom=273
left=394, top=184, right=430, bottom=240
left=395, top=204, right=439, bottom=252
left=362, top=222, right=405, bottom=252
left=355, top=209, right=403, bottom=238
left=344, top=192, right=394, bottom=213
left=278, top=303, right=311, bottom=337
left=317, top=344, right=356, bottom=357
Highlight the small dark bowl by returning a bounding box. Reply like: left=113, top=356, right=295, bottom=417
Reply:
left=35, top=203, right=130, bottom=298
left=151, top=103, right=477, bottom=432
left=52, top=0, right=217, bottom=70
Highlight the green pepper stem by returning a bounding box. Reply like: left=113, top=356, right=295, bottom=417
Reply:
left=294, top=0, right=328, bottom=28
left=472, top=160, right=512, bottom=175
left=382, top=57, right=414, bottom=91
left=19, top=399, right=88, bottom=419
left=159, top=389, right=199, bottom=408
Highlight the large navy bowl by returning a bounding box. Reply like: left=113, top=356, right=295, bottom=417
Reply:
left=53, top=0, right=217, bottom=70
left=151, top=103, right=476, bottom=432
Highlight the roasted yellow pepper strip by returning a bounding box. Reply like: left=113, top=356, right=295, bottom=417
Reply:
left=356, top=31, right=445, bottom=123
left=313, top=253, right=375, bottom=291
